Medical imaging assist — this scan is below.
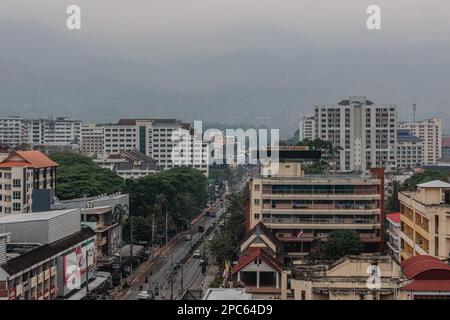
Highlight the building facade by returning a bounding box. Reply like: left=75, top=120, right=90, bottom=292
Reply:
left=399, top=118, right=442, bottom=165
left=249, top=156, right=385, bottom=253
left=80, top=124, right=104, bottom=156
left=399, top=180, right=450, bottom=261
left=386, top=212, right=401, bottom=263
left=282, top=255, right=402, bottom=300
left=28, top=117, right=81, bottom=147
left=298, top=115, right=316, bottom=141
left=0, top=116, right=29, bottom=149
left=103, top=119, right=209, bottom=176
left=441, top=136, right=450, bottom=162
left=0, top=151, right=58, bottom=214
left=315, top=96, right=397, bottom=172
left=397, top=129, right=424, bottom=170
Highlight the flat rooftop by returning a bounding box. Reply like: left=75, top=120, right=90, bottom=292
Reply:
left=0, top=209, right=79, bottom=224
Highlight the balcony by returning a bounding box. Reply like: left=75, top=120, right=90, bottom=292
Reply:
left=262, top=217, right=380, bottom=230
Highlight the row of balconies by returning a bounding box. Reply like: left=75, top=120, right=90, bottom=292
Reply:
left=262, top=217, right=379, bottom=225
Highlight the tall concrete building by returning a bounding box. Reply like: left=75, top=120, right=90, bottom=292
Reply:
left=249, top=148, right=385, bottom=253
left=315, top=96, right=397, bottom=172
left=399, top=118, right=442, bottom=165
left=399, top=180, right=450, bottom=262
left=102, top=119, right=209, bottom=176
left=298, top=115, right=316, bottom=141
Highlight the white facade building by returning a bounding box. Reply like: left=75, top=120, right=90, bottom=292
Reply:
left=28, top=117, right=81, bottom=147
left=315, top=96, right=397, bottom=172
left=399, top=118, right=442, bottom=165
left=397, top=129, right=424, bottom=170
left=0, top=116, right=29, bottom=148
left=298, top=114, right=316, bottom=141
left=102, top=119, right=209, bottom=176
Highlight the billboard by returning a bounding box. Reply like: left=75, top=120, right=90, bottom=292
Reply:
left=63, top=240, right=95, bottom=291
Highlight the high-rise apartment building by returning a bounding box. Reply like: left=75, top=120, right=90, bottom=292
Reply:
left=315, top=96, right=397, bottom=172
left=399, top=180, right=450, bottom=262
left=0, top=151, right=58, bottom=214
left=399, top=118, right=442, bottom=165
left=249, top=148, right=385, bottom=253
left=298, top=115, right=316, bottom=141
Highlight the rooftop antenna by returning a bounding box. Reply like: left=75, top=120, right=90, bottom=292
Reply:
left=413, top=103, right=417, bottom=122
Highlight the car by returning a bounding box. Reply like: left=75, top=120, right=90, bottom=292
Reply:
left=208, top=236, right=214, bottom=241
left=137, top=291, right=152, bottom=300
left=184, top=234, right=192, bottom=241
left=198, top=226, right=205, bottom=233
left=193, top=250, right=201, bottom=258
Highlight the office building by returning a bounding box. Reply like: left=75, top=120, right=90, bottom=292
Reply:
left=399, top=118, right=442, bottom=165
left=315, top=96, right=397, bottom=172
left=399, top=180, right=450, bottom=261
left=0, top=151, right=58, bottom=214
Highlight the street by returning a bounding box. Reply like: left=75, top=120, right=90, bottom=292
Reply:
left=121, top=202, right=225, bottom=300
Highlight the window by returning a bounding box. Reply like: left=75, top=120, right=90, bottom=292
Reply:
left=13, top=191, right=21, bottom=200
left=254, top=199, right=260, bottom=205
left=254, top=184, right=260, bottom=191
left=13, top=203, right=21, bottom=211
left=13, top=179, right=21, bottom=188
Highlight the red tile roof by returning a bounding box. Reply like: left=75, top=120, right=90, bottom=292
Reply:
left=0, top=151, right=58, bottom=168
left=401, top=279, right=450, bottom=292
left=386, top=212, right=401, bottom=223
left=401, top=255, right=450, bottom=280
left=386, top=212, right=401, bottom=224
left=232, top=247, right=282, bottom=274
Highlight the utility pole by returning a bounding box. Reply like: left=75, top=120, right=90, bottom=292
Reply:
left=170, top=252, right=174, bottom=300
left=130, top=215, right=133, bottom=274
left=165, top=207, right=168, bottom=246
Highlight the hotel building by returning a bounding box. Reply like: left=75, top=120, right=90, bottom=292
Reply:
left=399, top=180, right=450, bottom=261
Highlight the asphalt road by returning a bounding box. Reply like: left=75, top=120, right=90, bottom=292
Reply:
left=124, top=204, right=225, bottom=300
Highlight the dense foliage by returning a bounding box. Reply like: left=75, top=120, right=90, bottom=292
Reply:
left=320, top=230, right=362, bottom=261
left=210, top=192, right=246, bottom=266
left=123, top=167, right=209, bottom=243
left=297, top=138, right=340, bottom=174
left=51, top=152, right=124, bottom=200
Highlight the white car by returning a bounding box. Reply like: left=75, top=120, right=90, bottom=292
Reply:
left=137, top=291, right=152, bottom=300
left=208, top=236, right=214, bottom=241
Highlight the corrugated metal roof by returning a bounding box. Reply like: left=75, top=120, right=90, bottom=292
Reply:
left=417, top=180, right=450, bottom=188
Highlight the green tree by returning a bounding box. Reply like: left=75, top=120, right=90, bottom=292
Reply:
left=51, top=152, right=124, bottom=200
left=320, top=230, right=362, bottom=261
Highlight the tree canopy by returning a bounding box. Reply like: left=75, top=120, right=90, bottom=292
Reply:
left=51, top=152, right=124, bottom=200
left=320, top=230, right=362, bottom=261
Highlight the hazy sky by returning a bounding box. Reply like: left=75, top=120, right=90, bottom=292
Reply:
left=2, top=0, right=450, bottom=51
left=1, top=1, right=450, bottom=134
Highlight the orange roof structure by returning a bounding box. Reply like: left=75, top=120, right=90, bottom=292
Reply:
left=0, top=151, right=58, bottom=168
